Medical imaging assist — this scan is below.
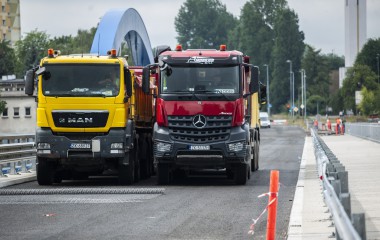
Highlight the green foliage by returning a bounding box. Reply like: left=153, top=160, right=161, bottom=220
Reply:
left=0, top=39, right=17, bottom=76
left=49, top=27, right=96, bottom=54
left=341, top=64, right=378, bottom=113
left=237, top=0, right=286, bottom=66
left=15, top=30, right=50, bottom=76
left=270, top=7, right=304, bottom=113
left=358, top=87, right=376, bottom=115
left=307, top=94, right=326, bottom=115
left=329, top=90, right=344, bottom=115
left=355, top=38, right=380, bottom=75
left=0, top=100, right=6, bottom=114
left=302, top=46, right=330, bottom=99
left=175, top=0, right=237, bottom=49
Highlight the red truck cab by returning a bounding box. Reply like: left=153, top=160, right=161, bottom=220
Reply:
left=142, top=45, right=262, bottom=185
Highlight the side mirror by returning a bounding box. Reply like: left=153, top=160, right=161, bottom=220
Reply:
left=142, top=66, right=150, bottom=94
left=250, top=66, right=259, bottom=94
left=124, top=68, right=132, bottom=99
left=25, top=69, right=35, bottom=96
left=154, top=45, right=171, bottom=63
left=259, top=82, right=267, bottom=104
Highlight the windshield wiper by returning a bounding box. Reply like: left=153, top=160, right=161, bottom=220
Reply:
left=166, top=90, right=201, bottom=101
left=194, top=90, right=232, bottom=101
left=47, top=91, right=107, bottom=98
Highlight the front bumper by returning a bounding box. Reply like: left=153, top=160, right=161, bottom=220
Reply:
left=153, top=123, right=250, bottom=169
left=35, top=128, right=128, bottom=163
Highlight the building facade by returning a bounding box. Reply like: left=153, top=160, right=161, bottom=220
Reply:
left=0, top=0, right=20, bottom=46
left=0, top=78, right=36, bottom=134
left=345, top=0, right=367, bottom=67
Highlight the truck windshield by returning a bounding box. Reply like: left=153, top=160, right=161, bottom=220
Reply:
left=41, top=64, right=120, bottom=97
left=161, top=65, right=239, bottom=94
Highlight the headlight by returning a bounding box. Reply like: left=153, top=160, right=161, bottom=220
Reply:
left=37, top=143, right=50, bottom=149
left=156, top=142, right=172, bottom=152
left=228, top=142, right=245, bottom=152
left=37, top=143, right=51, bottom=154
left=111, top=143, right=123, bottom=149
left=110, top=143, right=124, bottom=154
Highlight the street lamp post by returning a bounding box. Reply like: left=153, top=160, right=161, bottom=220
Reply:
left=286, top=60, right=293, bottom=120
left=263, top=64, right=270, bottom=116
left=300, top=69, right=306, bottom=120
left=300, top=69, right=304, bottom=117
left=376, top=53, right=379, bottom=84
left=304, top=71, right=307, bottom=119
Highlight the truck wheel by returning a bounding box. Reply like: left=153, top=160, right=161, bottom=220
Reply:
left=234, top=163, right=248, bottom=185
left=37, top=157, right=54, bottom=185
left=53, top=171, right=63, bottom=183
left=254, top=139, right=259, bottom=171
left=157, top=164, right=170, bottom=185
left=118, top=149, right=135, bottom=185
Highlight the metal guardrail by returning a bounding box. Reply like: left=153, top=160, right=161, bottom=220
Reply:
left=345, top=123, right=380, bottom=143
left=0, top=142, right=36, bottom=176
left=311, top=128, right=366, bottom=239
left=0, top=134, right=35, bottom=144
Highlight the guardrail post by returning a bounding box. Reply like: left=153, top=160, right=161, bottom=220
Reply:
left=340, top=193, right=351, bottom=218
left=22, top=160, right=29, bottom=173
left=31, top=158, right=36, bottom=171
left=337, top=171, right=349, bottom=194
left=9, top=162, right=17, bottom=175
left=0, top=164, right=5, bottom=177
left=352, top=213, right=366, bottom=240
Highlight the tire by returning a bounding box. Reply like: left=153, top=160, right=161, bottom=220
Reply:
left=157, top=163, right=170, bottom=185
left=37, top=157, right=54, bottom=185
left=53, top=171, right=63, bottom=183
left=118, top=149, right=135, bottom=185
left=234, top=163, right=248, bottom=185
left=254, top=139, right=259, bottom=171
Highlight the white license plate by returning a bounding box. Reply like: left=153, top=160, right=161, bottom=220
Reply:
left=70, top=143, right=91, bottom=149
left=189, top=145, right=210, bottom=150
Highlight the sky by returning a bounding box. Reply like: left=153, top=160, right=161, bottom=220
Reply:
left=19, top=0, right=380, bottom=57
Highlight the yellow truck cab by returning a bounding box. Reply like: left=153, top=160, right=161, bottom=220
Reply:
left=25, top=49, right=151, bottom=185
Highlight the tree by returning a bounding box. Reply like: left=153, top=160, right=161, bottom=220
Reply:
left=307, top=94, right=326, bottom=115
left=175, top=0, right=237, bottom=49
left=237, top=0, right=286, bottom=66
left=358, top=87, right=376, bottom=115
left=0, top=39, right=17, bottom=76
left=49, top=27, right=96, bottom=55
left=0, top=99, right=6, bottom=115
left=341, top=64, right=378, bottom=113
left=270, top=7, right=304, bottom=113
left=355, top=38, right=380, bottom=75
left=302, top=46, right=330, bottom=100
left=15, top=30, right=50, bottom=77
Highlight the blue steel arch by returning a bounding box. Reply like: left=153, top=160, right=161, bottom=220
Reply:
left=90, top=8, right=154, bottom=66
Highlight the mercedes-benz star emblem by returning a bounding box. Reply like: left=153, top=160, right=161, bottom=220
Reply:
left=193, top=114, right=207, bottom=128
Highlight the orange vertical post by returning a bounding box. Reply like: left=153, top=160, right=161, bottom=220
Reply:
left=266, top=170, right=279, bottom=240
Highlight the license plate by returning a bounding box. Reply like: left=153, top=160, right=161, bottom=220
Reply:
left=70, top=143, right=91, bottom=149
left=189, top=145, right=210, bottom=150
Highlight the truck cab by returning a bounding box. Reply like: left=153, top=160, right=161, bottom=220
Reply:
left=143, top=45, right=264, bottom=185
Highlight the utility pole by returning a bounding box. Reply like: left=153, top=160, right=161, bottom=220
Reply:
left=263, top=64, right=270, bottom=116
left=377, top=53, right=379, bottom=84
left=286, top=60, right=293, bottom=120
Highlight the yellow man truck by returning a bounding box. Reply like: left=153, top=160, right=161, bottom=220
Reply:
left=25, top=49, right=154, bottom=185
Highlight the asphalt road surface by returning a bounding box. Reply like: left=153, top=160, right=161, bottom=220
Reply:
left=0, top=126, right=305, bottom=240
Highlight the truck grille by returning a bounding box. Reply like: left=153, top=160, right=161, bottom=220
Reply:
left=168, top=115, right=232, bottom=143
left=52, top=110, right=109, bottom=128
